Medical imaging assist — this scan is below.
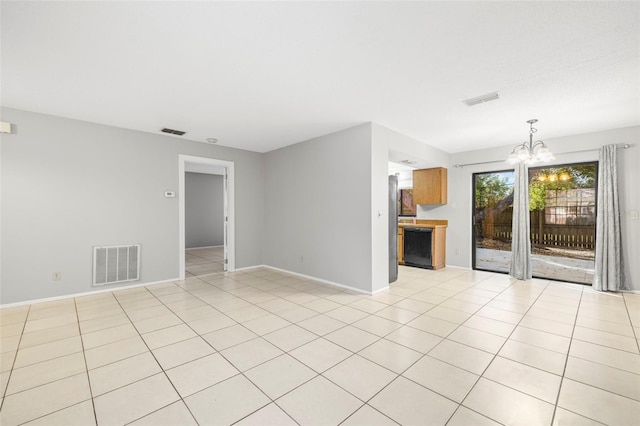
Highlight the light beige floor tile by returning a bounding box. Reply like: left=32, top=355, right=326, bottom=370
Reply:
left=325, top=306, right=370, bottom=324
left=245, top=354, right=316, bottom=399
left=84, top=335, right=148, bottom=369
left=324, top=325, right=380, bottom=352
left=130, top=401, right=198, bottom=425
left=185, top=374, right=270, bottom=425
left=383, top=326, right=442, bottom=353
left=552, top=408, right=604, bottom=426
left=476, top=306, right=523, bottom=324
left=324, top=354, right=397, bottom=401
left=369, top=376, right=458, bottom=426
left=175, top=305, right=219, bottom=322
left=19, top=323, right=80, bottom=349
left=297, top=314, right=345, bottom=336
left=79, top=313, right=130, bottom=334
left=276, top=375, right=362, bottom=425
left=0, top=373, right=91, bottom=425
left=242, top=313, right=290, bottom=335
left=141, top=323, right=197, bottom=349
left=485, top=299, right=530, bottom=314
left=23, top=312, right=78, bottom=334
left=1, top=323, right=24, bottom=338
left=447, top=406, right=501, bottom=426
left=225, top=305, right=270, bottom=323
left=528, top=306, right=577, bottom=325
left=439, top=298, right=484, bottom=314
left=81, top=323, right=138, bottom=349
left=1, top=334, right=20, bottom=354
left=447, top=326, right=506, bottom=354
left=278, top=305, right=324, bottom=323
left=202, top=324, right=257, bottom=351
left=0, top=307, right=29, bottom=326
left=510, top=326, right=571, bottom=354
left=483, top=356, right=562, bottom=403
left=358, top=339, right=422, bottom=374
left=557, top=378, right=640, bottom=425
left=463, top=378, right=554, bottom=426
left=569, top=339, right=640, bottom=374
left=187, top=312, right=238, bottom=335
left=133, top=312, right=183, bottom=334
left=0, top=370, right=9, bottom=395
left=463, top=315, right=516, bottom=337
left=152, top=336, right=215, bottom=370
left=500, top=339, right=567, bottom=375
left=88, top=351, right=162, bottom=396
left=403, top=354, right=478, bottom=403
left=576, top=315, right=635, bottom=337
left=374, top=306, right=421, bottom=324
left=352, top=315, right=403, bottom=337
left=302, top=297, right=343, bottom=313
left=290, top=338, right=352, bottom=373
left=406, top=315, right=459, bottom=337
left=429, top=339, right=493, bottom=375
left=14, top=336, right=83, bottom=368
left=564, top=356, right=640, bottom=401
left=262, top=324, right=317, bottom=352
left=573, top=326, right=639, bottom=353
left=221, top=337, right=283, bottom=371
left=348, top=298, right=389, bottom=314
left=94, top=373, right=180, bottom=425
left=341, top=404, right=398, bottom=426
left=6, top=352, right=86, bottom=395
left=23, top=400, right=96, bottom=426
left=166, top=353, right=239, bottom=397
left=1, top=350, right=16, bottom=372
left=424, top=306, right=472, bottom=324
left=76, top=305, right=124, bottom=322
left=392, top=298, right=434, bottom=313
left=235, top=403, right=298, bottom=426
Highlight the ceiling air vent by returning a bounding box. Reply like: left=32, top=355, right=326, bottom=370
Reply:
left=161, top=128, right=186, bottom=136
left=463, top=91, right=499, bottom=107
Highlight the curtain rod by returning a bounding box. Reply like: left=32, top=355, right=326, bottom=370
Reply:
left=452, top=143, right=632, bottom=168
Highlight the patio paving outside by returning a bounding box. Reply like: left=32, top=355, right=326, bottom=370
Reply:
left=475, top=248, right=594, bottom=284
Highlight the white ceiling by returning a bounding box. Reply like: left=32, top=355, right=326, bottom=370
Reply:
left=1, top=1, right=638, bottom=154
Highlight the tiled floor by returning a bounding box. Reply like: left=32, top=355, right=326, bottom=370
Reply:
left=185, top=246, right=225, bottom=277
left=1, top=266, right=639, bottom=425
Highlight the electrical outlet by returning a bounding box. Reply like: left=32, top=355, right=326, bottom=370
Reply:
left=52, top=272, right=62, bottom=281
left=630, top=210, right=639, bottom=220
left=455, top=248, right=461, bottom=255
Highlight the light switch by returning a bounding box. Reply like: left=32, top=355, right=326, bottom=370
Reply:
left=630, top=210, right=639, bottom=220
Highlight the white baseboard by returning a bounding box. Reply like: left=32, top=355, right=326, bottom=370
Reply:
left=259, top=265, right=375, bottom=296
left=186, top=245, right=223, bottom=250
left=0, top=277, right=181, bottom=309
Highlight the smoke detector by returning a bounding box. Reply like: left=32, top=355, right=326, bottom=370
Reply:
left=400, top=160, right=417, bottom=165
left=206, top=138, right=218, bottom=144
left=463, top=91, right=499, bottom=107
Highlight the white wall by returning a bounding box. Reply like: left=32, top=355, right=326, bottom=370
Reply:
left=0, top=108, right=264, bottom=304
left=442, top=126, right=640, bottom=290
left=263, top=124, right=373, bottom=292
left=185, top=172, right=224, bottom=248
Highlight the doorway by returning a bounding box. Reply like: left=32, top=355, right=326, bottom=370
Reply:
left=472, top=162, right=597, bottom=284
left=178, top=155, right=235, bottom=280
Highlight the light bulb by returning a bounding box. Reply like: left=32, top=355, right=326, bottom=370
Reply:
left=536, top=146, right=554, bottom=162
left=517, top=146, right=530, bottom=161
left=506, top=152, right=519, bottom=164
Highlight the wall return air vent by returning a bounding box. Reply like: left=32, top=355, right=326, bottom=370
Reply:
left=463, top=91, right=500, bottom=107
left=93, top=244, right=141, bottom=286
left=161, top=128, right=186, bottom=136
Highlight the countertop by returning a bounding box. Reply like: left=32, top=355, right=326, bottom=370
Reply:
left=398, top=219, right=448, bottom=229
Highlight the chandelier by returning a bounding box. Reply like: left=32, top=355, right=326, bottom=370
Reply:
left=506, top=119, right=554, bottom=165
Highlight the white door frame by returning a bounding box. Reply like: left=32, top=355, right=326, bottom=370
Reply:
left=178, top=154, right=235, bottom=279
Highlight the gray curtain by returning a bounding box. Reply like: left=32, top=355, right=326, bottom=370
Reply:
left=510, top=161, right=532, bottom=280
left=594, top=145, right=626, bottom=291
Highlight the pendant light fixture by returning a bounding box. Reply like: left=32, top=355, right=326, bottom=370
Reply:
left=506, top=119, right=554, bottom=165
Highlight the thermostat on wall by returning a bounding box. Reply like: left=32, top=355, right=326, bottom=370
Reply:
left=164, top=191, right=176, bottom=198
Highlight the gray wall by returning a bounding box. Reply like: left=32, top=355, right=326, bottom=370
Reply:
left=263, top=124, right=373, bottom=292
left=0, top=107, right=264, bottom=304
left=432, top=126, right=640, bottom=291
left=185, top=172, right=224, bottom=248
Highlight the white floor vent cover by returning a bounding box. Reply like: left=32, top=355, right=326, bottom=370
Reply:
left=93, top=244, right=140, bottom=286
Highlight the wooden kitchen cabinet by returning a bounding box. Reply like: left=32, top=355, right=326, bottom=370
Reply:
left=397, top=220, right=447, bottom=269
left=413, top=167, right=447, bottom=205
left=398, top=227, right=404, bottom=264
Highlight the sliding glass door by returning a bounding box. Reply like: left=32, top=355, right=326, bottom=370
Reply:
left=473, top=162, right=597, bottom=284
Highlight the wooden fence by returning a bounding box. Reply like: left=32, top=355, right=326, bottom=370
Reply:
left=486, top=223, right=595, bottom=250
